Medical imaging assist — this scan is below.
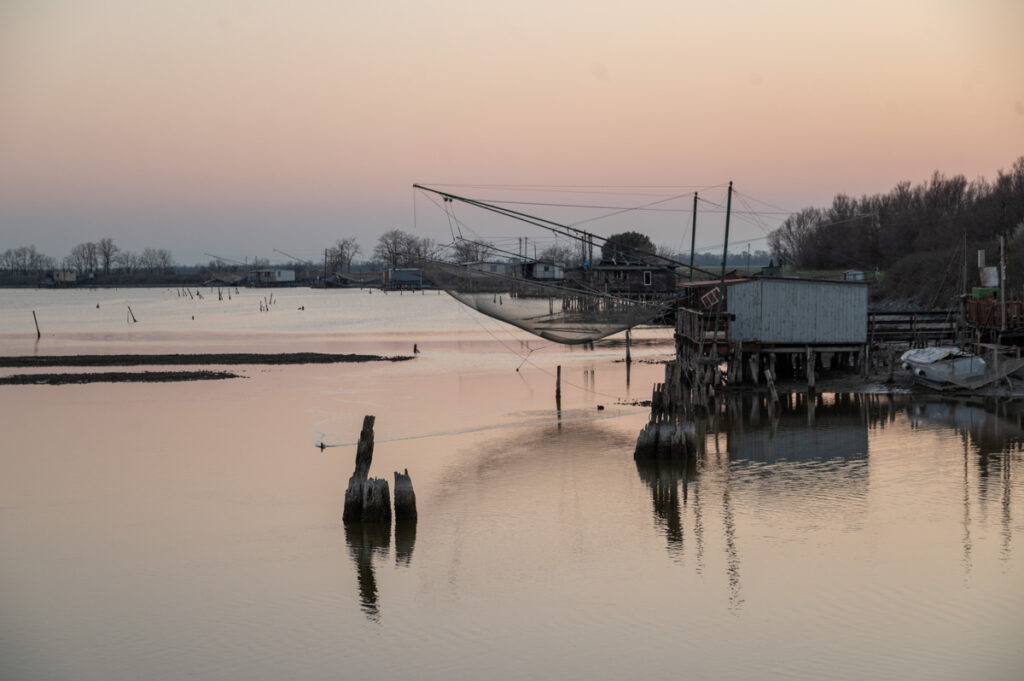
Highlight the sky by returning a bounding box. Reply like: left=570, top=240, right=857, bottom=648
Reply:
left=1, top=0, right=1022, bottom=266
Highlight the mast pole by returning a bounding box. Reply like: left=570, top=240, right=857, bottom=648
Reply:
left=1000, top=202, right=1007, bottom=333
left=720, top=182, right=733, bottom=284
left=689, top=192, right=698, bottom=282
left=711, top=182, right=734, bottom=349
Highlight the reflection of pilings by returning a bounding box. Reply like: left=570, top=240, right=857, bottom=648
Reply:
left=1002, top=453, right=1012, bottom=563
left=692, top=479, right=704, bottom=575
left=962, top=435, right=972, bottom=577
left=722, top=472, right=743, bottom=611
left=395, top=516, right=417, bottom=567
left=635, top=456, right=697, bottom=555
left=344, top=522, right=390, bottom=620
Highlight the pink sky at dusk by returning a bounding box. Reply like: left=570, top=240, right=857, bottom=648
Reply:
left=1, top=0, right=1021, bottom=265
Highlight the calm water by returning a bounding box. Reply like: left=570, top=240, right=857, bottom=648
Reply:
left=1, top=288, right=1022, bottom=680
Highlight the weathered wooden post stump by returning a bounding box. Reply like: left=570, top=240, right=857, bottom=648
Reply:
left=343, top=414, right=392, bottom=524
left=394, top=469, right=417, bottom=521
left=360, top=478, right=392, bottom=523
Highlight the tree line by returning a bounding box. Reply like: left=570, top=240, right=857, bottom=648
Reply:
left=1, top=239, right=176, bottom=278
left=767, top=157, right=1024, bottom=272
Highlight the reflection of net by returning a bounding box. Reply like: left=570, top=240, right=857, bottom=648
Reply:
left=424, top=260, right=671, bottom=344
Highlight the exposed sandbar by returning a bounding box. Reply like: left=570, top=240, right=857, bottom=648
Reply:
left=0, top=353, right=414, bottom=368
left=0, top=371, right=243, bottom=385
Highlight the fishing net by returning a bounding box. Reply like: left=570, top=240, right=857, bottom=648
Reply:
left=423, top=260, right=674, bottom=344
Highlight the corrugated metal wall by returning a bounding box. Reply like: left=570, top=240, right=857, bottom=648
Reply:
left=728, top=279, right=867, bottom=344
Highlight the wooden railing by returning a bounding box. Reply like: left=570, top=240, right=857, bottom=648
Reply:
left=867, top=310, right=957, bottom=343
left=967, top=299, right=1024, bottom=330
left=675, top=306, right=732, bottom=345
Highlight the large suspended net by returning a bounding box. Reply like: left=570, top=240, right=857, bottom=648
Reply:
left=413, top=183, right=730, bottom=345
left=423, top=259, right=674, bottom=344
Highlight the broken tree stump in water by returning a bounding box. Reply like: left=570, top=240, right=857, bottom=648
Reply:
left=343, top=414, right=392, bottom=524
left=394, top=469, right=417, bottom=521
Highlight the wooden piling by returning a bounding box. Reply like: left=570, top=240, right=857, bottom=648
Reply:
left=32, top=310, right=40, bottom=339
left=625, top=329, right=632, bottom=364
left=344, top=414, right=392, bottom=524
left=353, top=415, right=375, bottom=480
left=806, top=346, right=815, bottom=392
left=764, top=368, right=779, bottom=404
left=556, top=365, right=562, bottom=403
left=394, top=469, right=417, bottom=521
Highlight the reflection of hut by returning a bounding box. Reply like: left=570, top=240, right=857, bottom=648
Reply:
left=722, top=393, right=870, bottom=463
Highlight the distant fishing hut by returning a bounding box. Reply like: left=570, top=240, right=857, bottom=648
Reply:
left=674, top=276, right=869, bottom=391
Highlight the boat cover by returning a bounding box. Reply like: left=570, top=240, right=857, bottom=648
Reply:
left=900, top=347, right=965, bottom=365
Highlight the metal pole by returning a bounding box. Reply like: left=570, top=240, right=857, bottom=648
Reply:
left=689, top=192, right=698, bottom=282
left=1000, top=230, right=1007, bottom=333
left=712, top=182, right=733, bottom=346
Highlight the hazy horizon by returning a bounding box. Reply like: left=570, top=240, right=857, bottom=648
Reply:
left=2, top=0, right=1022, bottom=265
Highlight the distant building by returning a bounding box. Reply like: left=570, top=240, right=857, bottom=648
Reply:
left=565, top=263, right=677, bottom=298
left=45, top=269, right=77, bottom=287
left=383, top=267, right=434, bottom=290
left=248, top=269, right=296, bottom=285
left=465, top=261, right=517, bottom=278
left=520, top=261, right=564, bottom=280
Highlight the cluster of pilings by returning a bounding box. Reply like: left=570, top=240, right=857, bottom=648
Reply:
left=635, top=360, right=702, bottom=461
left=343, top=415, right=417, bottom=525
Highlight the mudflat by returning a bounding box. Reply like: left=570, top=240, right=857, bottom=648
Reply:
left=0, top=352, right=414, bottom=367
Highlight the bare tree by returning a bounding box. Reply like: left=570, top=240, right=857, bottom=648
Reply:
left=1, top=245, right=53, bottom=274
left=538, top=243, right=579, bottom=268
left=767, top=207, right=822, bottom=268
left=116, top=251, right=140, bottom=273
left=68, top=242, right=98, bottom=274
left=373, top=230, right=434, bottom=268
left=327, top=238, right=361, bottom=272
left=97, top=238, right=119, bottom=274
left=139, top=247, right=175, bottom=272
left=450, top=239, right=494, bottom=263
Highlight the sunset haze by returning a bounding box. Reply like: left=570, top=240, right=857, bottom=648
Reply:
left=2, top=0, right=1021, bottom=263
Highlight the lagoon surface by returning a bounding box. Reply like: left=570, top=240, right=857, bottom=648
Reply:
left=1, top=287, right=1022, bottom=680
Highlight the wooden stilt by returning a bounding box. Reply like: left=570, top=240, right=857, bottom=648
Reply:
left=806, top=346, right=816, bottom=392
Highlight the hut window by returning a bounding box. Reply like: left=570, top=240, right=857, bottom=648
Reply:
left=643, top=271, right=652, bottom=286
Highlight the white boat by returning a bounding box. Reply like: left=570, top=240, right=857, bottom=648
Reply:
left=900, top=346, right=1024, bottom=391
left=900, top=347, right=986, bottom=390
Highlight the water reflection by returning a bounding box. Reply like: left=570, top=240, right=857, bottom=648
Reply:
left=637, top=392, right=1024, bottom=609
left=906, top=396, right=1021, bottom=567
left=344, top=522, right=390, bottom=621
left=635, top=455, right=697, bottom=557
left=395, top=517, right=417, bottom=567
